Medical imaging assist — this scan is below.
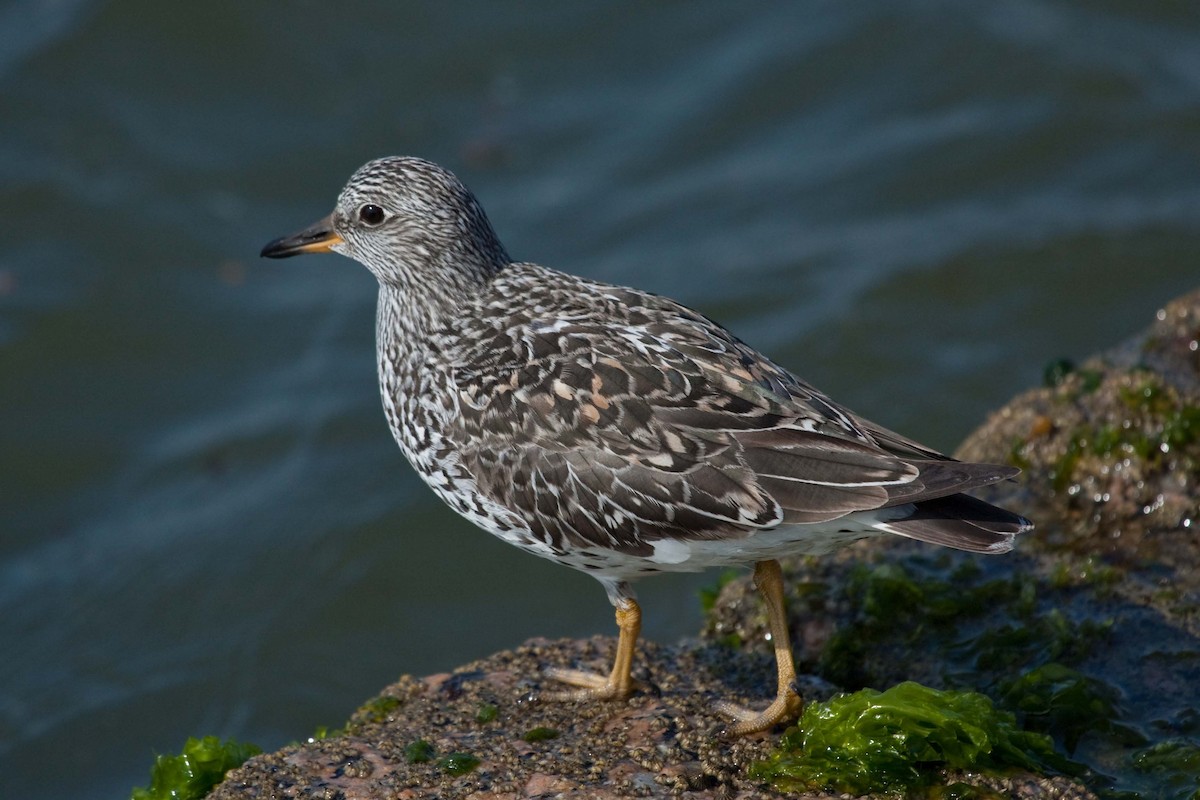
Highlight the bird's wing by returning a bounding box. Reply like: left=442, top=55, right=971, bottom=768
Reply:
left=446, top=300, right=1003, bottom=557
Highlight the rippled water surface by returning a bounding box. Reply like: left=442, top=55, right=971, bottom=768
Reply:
left=2, top=2, right=1199, bottom=797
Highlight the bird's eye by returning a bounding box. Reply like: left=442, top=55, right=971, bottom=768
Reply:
left=358, top=204, right=386, bottom=226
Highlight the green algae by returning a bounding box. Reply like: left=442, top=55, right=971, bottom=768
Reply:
left=308, top=724, right=340, bottom=741
left=968, top=609, right=1111, bottom=673
left=1043, top=358, right=1103, bottom=393
left=699, top=568, right=741, bottom=613
left=1035, top=362, right=1200, bottom=491
left=354, top=694, right=403, bottom=724
left=1051, top=434, right=1085, bottom=491
left=715, top=631, right=744, bottom=649
left=1046, top=357, right=1099, bottom=393
left=437, top=752, right=481, bottom=775
left=309, top=693, right=405, bottom=741
left=522, top=726, right=560, bottom=742
left=1007, top=435, right=1033, bottom=471
left=404, top=738, right=435, bottom=763
left=701, top=567, right=749, bottom=648
left=1043, top=370, right=1200, bottom=488
left=806, top=557, right=1139, bottom=796
left=998, top=664, right=1144, bottom=754
left=1049, top=557, right=1121, bottom=592
left=1119, top=375, right=1175, bottom=416
left=130, top=736, right=261, bottom=800
left=1130, top=739, right=1200, bottom=799
left=1072, top=400, right=1200, bottom=464
left=816, top=561, right=1110, bottom=691
left=750, top=683, right=1070, bottom=795
left=1162, top=406, right=1200, bottom=451
left=1044, top=358, right=1076, bottom=388
left=784, top=546, right=1200, bottom=798
left=475, top=702, right=498, bottom=723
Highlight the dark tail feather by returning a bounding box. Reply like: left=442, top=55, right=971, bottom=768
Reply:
left=875, top=493, right=1033, bottom=554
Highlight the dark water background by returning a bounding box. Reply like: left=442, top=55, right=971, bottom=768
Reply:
left=2, top=2, right=1198, bottom=798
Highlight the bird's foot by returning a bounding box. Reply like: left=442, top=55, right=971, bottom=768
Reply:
left=539, top=665, right=639, bottom=702
left=713, top=688, right=803, bottom=736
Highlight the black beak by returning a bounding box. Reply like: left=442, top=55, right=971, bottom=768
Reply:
left=260, top=213, right=343, bottom=258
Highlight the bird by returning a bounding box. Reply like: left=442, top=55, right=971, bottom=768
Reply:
left=260, top=156, right=1031, bottom=735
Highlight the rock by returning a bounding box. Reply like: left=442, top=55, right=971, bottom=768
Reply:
left=957, top=288, right=1200, bottom=629
left=205, top=288, right=1200, bottom=800
left=957, top=289, right=1200, bottom=554
left=210, top=633, right=1094, bottom=798
left=209, top=637, right=811, bottom=799
left=704, top=289, right=1200, bottom=799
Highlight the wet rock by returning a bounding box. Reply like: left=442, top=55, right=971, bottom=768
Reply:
left=210, top=637, right=812, bottom=799
left=210, top=632, right=1093, bottom=798
left=703, top=289, right=1200, bottom=798
left=201, top=288, right=1200, bottom=800
left=957, top=288, right=1200, bottom=630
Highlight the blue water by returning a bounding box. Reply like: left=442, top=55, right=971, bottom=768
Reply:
left=2, top=2, right=1198, bottom=798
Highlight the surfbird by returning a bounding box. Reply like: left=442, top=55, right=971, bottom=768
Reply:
left=261, top=156, right=1031, bottom=734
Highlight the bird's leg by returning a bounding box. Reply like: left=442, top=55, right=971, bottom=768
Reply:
left=715, top=559, right=804, bottom=735
left=542, top=591, right=642, bottom=701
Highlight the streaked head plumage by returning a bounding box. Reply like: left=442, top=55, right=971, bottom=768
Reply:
left=326, top=156, right=509, bottom=287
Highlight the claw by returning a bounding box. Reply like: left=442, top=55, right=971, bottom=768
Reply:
left=538, top=599, right=642, bottom=704
left=714, top=560, right=806, bottom=736
left=714, top=689, right=804, bottom=735
left=540, top=665, right=635, bottom=702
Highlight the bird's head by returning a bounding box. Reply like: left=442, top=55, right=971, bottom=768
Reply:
left=261, top=156, right=509, bottom=292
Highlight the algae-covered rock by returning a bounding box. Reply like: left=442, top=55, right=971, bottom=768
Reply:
left=749, top=682, right=1075, bottom=795
left=704, top=289, right=1200, bottom=798
left=957, top=288, right=1200, bottom=599
left=131, top=736, right=261, bottom=800
left=208, top=635, right=1093, bottom=799
left=207, top=292, right=1200, bottom=800
left=208, top=638, right=792, bottom=799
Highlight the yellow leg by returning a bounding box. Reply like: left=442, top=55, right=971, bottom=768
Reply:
left=543, top=597, right=642, bottom=701
left=715, top=559, right=804, bottom=735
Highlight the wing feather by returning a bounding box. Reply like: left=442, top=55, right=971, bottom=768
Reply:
left=449, top=284, right=1027, bottom=557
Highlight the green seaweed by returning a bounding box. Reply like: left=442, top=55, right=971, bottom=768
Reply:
left=715, top=631, right=744, bottom=649
left=1119, top=375, right=1173, bottom=415
left=1078, top=368, right=1105, bottom=394
left=816, top=561, right=1104, bottom=690
left=1051, top=434, right=1085, bottom=491
left=748, top=543, right=1192, bottom=797
left=812, top=558, right=1125, bottom=780
left=1089, top=424, right=1126, bottom=457
left=1049, top=557, right=1121, bottom=592
left=1046, top=373, right=1200, bottom=484
left=355, top=694, right=403, bottom=724
left=130, top=736, right=261, bottom=800
left=308, top=724, right=341, bottom=741
left=1008, top=435, right=1033, bottom=471
left=522, top=726, right=559, bottom=742
left=1045, top=358, right=1102, bottom=397
left=437, top=752, right=481, bottom=775
left=1162, top=405, right=1200, bottom=452
left=1093, top=374, right=1200, bottom=460
left=309, top=694, right=405, bottom=741
left=699, top=568, right=741, bottom=613
left=999, top=664, right=1144, bottom=754
left=1043, top=358, right=1077, bottom=388
left=750, top=683, right=1074, bottom=795
left=967, top=610, right=1111, bottom=673
left=475, top=702, right=498, bottom=723
left=1130, top=739, right=1200, bottom=800
left=405, top=739, right=435, bottom=763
